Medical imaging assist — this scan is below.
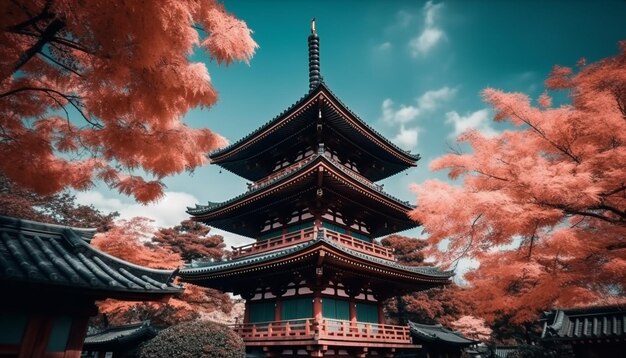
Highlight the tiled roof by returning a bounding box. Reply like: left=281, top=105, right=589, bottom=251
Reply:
left=84, top=321, right=157, bottom=346
left=209, top=82, right=419, bottom=162
left=408, top=321, right=477, bottom=346
left=0, top=216, right=182, bottom=298
left=180, top=233, right=453, bottom=280
left=541, top=305, right=626, bottom=341
left=187, top=153, right=414, bottom=217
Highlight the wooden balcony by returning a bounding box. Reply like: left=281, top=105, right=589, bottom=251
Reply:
left=233, top=318, right=414, bottom=347
left=230, top=228, right=395, bottom=260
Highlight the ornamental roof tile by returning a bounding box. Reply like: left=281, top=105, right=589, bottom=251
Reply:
left=0, top=216, right=182, bottom=298
left=408, top=321, right=477, bottom=345
left=180, top=233, right=453, bottom=280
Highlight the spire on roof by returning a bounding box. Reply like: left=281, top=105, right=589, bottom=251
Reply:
left=308, top=17, right=320, bottom=91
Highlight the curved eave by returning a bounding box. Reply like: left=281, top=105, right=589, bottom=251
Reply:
left=208, top=83, right=418, bottom=177
left=317, top=83, right=419, bottom=164
left=0, top=216, right=182, bottom=300
left=179, top=238, right=452, bottom=284
left=188, top=154, right=416, bottom=225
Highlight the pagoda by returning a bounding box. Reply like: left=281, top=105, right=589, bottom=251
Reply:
left=179, top=19, right=452, bottom=358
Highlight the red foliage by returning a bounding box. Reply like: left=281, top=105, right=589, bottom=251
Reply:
left=153, top=220, right=226, bottom=263
left=91, top=218, right=233, bottom=327
left=411, top=42, right=626, bottom=325
left=0, top=174, right=117, bottom=231
left=0, top=1, right=257, bottom=203
left=380, top=234, right=428, bottom=266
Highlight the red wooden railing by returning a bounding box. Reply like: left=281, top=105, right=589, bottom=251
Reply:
left=231, top=227, right=317, bottom=257
left=231, top=228, right=395, bottom=260
left=322, top=229, right=395, bottom=260
left=232, top=318, right=412, bottom=344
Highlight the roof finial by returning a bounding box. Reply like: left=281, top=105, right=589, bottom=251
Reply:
left=308, top=18, right=320, bottom=91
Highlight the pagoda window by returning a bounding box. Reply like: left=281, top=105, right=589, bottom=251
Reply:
left=298, top=286, right=313, bottom=295
left=356, top=303, right=379, bottom=324
left=283, top=288, right=297, bottom=297
left=336, top=288, right=349, bottom=298
left=322, top=298, right=350, bottom=321
left=249, top=301, right=276, bottom=323
left=281, top=297, right=313, bottom=321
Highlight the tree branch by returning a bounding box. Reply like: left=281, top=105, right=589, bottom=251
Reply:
left=0, top=87, right=102, bottom=129
left=10, top=18, right=65, bottom=76
left=37, top=51, right=82, bottom=77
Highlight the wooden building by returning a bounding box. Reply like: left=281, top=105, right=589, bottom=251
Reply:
left=0, top=216, right=181, bottom=358
left=541, top=305, right=626, bottom=357
left=407, top=322, right=477, bottom=358
left=179, top=19, right=452, bottom=358
left=82, top=321, right=158, bottom=358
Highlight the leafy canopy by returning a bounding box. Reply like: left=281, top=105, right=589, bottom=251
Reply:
left=0, top=0, right=257, bottom=203
left=411, top=41, right=626, bottom=324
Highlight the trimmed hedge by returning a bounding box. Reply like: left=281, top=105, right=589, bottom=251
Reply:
left=139, top=320, right=244, bottom=358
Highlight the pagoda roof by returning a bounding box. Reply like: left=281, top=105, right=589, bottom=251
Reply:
left=209, top=82, right=419, bottom=181
left=179, top=232, right=452, bottom=285
left=541, top=305, right=626, bottom=341
left=0, top=215, right=182, bottom=300
left=84, top=321, right=157, bottom=348
left=187, top=152, right=418, bottom=237
left=408, top=321, right=478, bottom=346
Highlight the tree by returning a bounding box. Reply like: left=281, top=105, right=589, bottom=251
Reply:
left=153, top=220, right=226, bottom=262
left=0, top=0, right=257, bottom=203
left=448, top=315, right=492, bottom=342
left=380, top=235, right=469, bottom=326
left=410, top=42, right=626, bottom=325
left=380, top=234, right=427, bottom=266
left=92, top=218, right=235, bottom=327
left=139, top=319, right=245, bottom=358
left=0, top=173, right=117, bottom=231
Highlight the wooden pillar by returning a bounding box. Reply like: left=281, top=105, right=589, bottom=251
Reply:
left=378, top=302, right=385, bottom=324
left=313, top=291, right=322, bottom=321
left=64, top=316, right=89, bottom=358
left=244, top=301, right=251, bottom=324
left=349, top=298, right=357, bottom=331
left=274, top=299, right=282, bottom=321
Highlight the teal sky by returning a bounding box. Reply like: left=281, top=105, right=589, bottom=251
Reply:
left=78, top=1, right=626, bottom=247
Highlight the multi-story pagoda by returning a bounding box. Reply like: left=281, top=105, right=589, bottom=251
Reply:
left=179, top=20, right=453, bottom=358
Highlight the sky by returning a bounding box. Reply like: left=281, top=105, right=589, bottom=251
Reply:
left=77, top=0, right=626, bottom=251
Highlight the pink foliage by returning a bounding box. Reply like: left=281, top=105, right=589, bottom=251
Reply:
left=0, top=0, right=257, bottom=202
left=449, top=315, right=492, bottom=341
left=411, top=42, right=626, bottom=324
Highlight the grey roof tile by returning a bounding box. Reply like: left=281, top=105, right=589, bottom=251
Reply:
left=408, top=321, right=477, bottom=345
left=0, top=216, right=182, bottom=297
left=180, top=234, right=453, bottom=280
left=84, top=321, right=157, bottom=346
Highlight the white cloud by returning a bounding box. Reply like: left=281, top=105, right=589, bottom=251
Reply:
left=418, top=86, right=457, bottom=112
left=409, top=1, right=445, bottom=57
left=75, top=190, right=254, bottom=248
left=445, top=109, right=498, bottom=138
left=381, top=86, right=456, bottom=151
left=392, top=125, right=420, bottom=150
left=377, top=42, right=392, bottom=51
left=381, top=99, right=419, bottom=125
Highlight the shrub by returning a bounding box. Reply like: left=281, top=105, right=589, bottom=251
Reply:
left=139, top=320, right=244, bottom=358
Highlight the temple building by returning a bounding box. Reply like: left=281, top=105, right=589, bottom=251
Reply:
left=179, top=19, right=453, bottom=358
left=541, top=305, right=626, bottom=357
left=0, top=216, right=181, bottom=358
